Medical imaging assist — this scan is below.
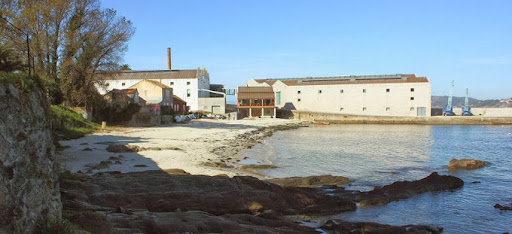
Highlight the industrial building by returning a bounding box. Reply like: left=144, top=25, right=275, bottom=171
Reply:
left=95, top=48, right=225, bottom=113
left=246, top=74, right=431, bottom=117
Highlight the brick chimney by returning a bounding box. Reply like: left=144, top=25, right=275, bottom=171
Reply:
left=167, top=47, right=171, bottom=70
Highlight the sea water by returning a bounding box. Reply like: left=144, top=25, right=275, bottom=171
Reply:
left=240, top=124, right=512, bottom=233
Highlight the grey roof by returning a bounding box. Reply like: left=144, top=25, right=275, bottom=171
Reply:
left=101, top=70, right=199, bottom=80
left=254, top=74, right=429, bottom=86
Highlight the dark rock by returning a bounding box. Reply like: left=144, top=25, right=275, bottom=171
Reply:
left=266, top=175, right=350, bottom=187
left=320, top=219, right=443, bottom=233
left=60, top=170, right=356, bottom=216
left=82, top=147, right=93, bottom=151
left=494, top=204, right=512, bottom=211
left=107, top=211, right=317, bottom=234
left=331, top=172, right=464, bottom=208
left=448, top=158, right=487, bottom=170
left=133, top=164, right=148, bottom=167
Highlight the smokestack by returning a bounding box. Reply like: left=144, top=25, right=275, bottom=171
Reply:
left=167, top=47, right=171, bottom=70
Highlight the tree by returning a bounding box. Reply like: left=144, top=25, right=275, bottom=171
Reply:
left=60, top=0, right=135, bottom=111
left=0, top=44, right=23, bottom=72
left=119, top=64, right=131, bottom=70
left=0, top=0, right=135, bottom=106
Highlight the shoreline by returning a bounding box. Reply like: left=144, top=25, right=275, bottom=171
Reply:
left=57, top=118, right=307, bottom=178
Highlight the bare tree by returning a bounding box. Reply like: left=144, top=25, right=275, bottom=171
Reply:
left=60, top=0, right=135, bottom=111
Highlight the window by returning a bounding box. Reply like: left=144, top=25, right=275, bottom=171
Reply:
left=386, top=107, right=391, bottom=111
left=340, top=89, right=344, bottom=93
left=187, top=81, right=190, bottom=85
left=363, top=89, right=367, bottom=93
left=340, top=107, right=344, bottom=111
left=122, top=82, right=125, bottom=86
left=238, top=99, right=250, bottom=106
left=410, top=97, right=415, bottom=100
left=297, top=90, right=301, bottom=94
left=105, top=83, right=109, bottom=86
left=318, top=90, right=322, bottom=94
left=386, top=88, right=390, bottom=93
left=410, top=88, right=415, bottom=92
left=252, top=99, right=262, bottom=106
left=204, top=106, right=208, bottom=110
left=363, top=107, right=367, bottom=111
left=170, top=82, right=174, bottom=85
left=298, top=98, right=301, bottom=102
left=276, top=92, right=281, bottom=105
left=410, top=107, right=415, bottom=111
left=264, top=99, right=274, bottom=106
left=187, top=89, right=191, bottom=97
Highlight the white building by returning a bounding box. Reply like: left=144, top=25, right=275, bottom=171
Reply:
left=95, top=48, right=224, bottom=112
left=247, top=74, right=431, bottom=117
left=97, top=68, right=210, bottom=111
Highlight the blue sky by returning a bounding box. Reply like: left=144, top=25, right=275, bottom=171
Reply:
left=101, top=0, right=512, bottom=99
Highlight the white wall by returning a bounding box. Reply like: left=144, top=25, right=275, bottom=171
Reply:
left=268, top=81, right=431, bottom=117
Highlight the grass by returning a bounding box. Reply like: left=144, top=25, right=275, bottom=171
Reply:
left=51, top=105, right=100, bottom=140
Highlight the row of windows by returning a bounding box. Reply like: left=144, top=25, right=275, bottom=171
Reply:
left=297, top=88, right=416, bottom=94
left=339, top=107, right=416, bottom=112
left=170, top=81, right=191, bottom=85
left=105, top=81, right=192, bottom=87
left=297, top=97, right=415, bottom=102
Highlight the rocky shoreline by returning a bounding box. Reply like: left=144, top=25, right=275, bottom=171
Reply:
left=59, top=170, right=460, bottom=233
left=57, top=119, right=467, bottom=233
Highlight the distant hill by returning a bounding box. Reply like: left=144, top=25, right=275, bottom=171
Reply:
left=431, top=96, right=512, bottom=108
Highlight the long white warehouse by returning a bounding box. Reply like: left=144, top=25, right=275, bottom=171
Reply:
left=246, top=74, right=431, bottom=117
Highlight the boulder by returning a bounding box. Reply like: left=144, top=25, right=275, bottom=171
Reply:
left=320, top=219, right=442, bottom=233
left=266, top=175, right=350, bottom=187
left=448, top=158, right=487, bottom=170
left=328, top=172, right=464, bottom=208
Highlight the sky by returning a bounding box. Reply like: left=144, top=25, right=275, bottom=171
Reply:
left=101, top=0, right=512, bottom=100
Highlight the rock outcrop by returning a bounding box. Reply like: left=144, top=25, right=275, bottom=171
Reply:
left=321, top=219, right=443, bottom=233
left=0, top=83, right=61, bottom=232
left=448, top=158, right=487, bottom=170
left=266, top=175, right=350, bottom=187
left=325, top=172, right=464, bottom=208
left=60, top=170, right=356, bottom=216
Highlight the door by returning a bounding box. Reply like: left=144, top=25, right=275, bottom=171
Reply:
left=212, top=105, right=221, bottom=114
left=417, top=107, right=426, bottom=116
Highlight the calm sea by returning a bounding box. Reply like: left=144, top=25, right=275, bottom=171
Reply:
left=239, top=124, right=512, bottom=233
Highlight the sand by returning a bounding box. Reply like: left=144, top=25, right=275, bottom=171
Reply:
left=57, top=118, right=302, bottom=177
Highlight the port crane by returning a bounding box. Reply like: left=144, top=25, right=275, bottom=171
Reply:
left=443, top=80, right=455, bottom=116
left=462, top=88, right=472, bottom=116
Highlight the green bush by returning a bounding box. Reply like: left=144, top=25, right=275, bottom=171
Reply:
left=0, top=72, right=43, bottom=93
left=95, top=102, right=141, bottom=123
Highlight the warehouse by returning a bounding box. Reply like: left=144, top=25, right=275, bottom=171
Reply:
left=246, top=74, right=431, bottom=117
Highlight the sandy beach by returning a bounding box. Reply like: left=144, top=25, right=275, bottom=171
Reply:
left=57, top=118, right=303, bottom=177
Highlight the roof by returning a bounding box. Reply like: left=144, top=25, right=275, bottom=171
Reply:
left=144, top=80, right=172, bottom=89
left=238, top=86, right=275, bottom=99
left=173, top=95, right=186, bottom=103
left=122, top=89, right=138, bottom=94
left=253, top=74, right=429, bottom=86
left=101, top=69, right=199, bottom=80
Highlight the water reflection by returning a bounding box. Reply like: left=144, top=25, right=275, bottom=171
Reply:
left=243, top=124, right=434, bottom=189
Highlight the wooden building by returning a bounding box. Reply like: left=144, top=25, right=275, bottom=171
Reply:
left=237, top=86, right=276, bottom=118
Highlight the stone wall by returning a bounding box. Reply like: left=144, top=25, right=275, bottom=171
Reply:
left=0, top=83, right=61, bottom=232
left=290, top=110, right=512, bottom=125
